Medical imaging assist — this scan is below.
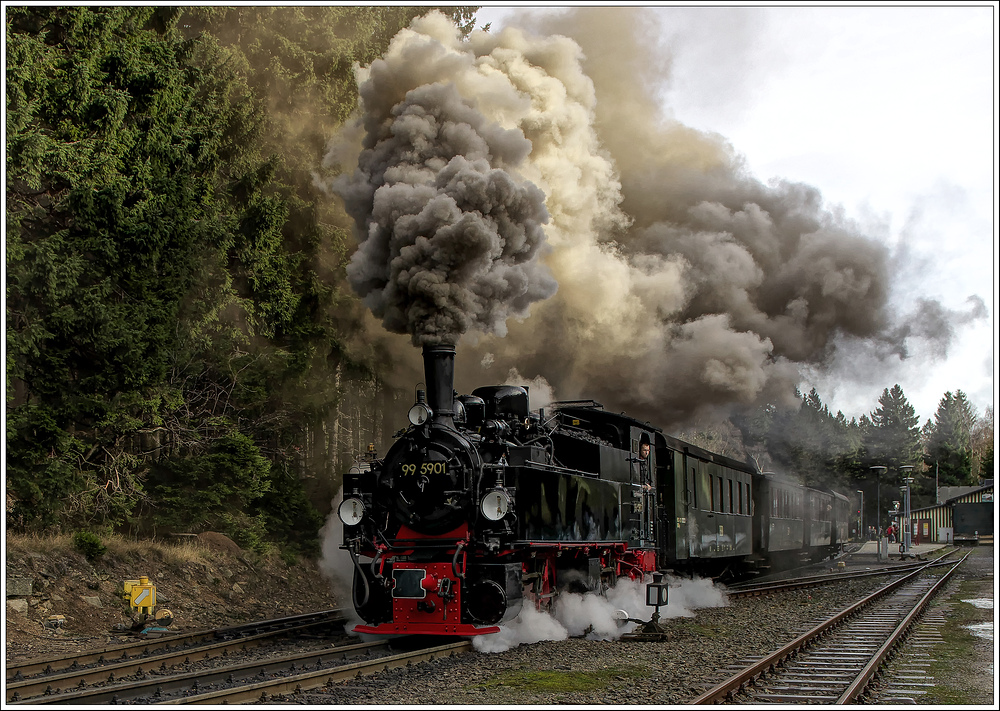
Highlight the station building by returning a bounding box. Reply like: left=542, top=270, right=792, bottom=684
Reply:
left=904, top=480, right=994, bottom=544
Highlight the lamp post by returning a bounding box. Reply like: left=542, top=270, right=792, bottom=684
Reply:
left=622, top=572, right=670, bottom=640
left=857, top=490, right=864, bottom=541
left=900, top=465, right=914, bottom=553
left=870, top=466, right=887, bottom=537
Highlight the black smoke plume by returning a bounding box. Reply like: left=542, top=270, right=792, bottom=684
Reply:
left=332, top=28, right=555, bottom=346
left=326, top=10, right=986, bottom=429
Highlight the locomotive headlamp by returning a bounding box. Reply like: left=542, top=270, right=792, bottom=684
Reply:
left=408, top=402, right=433, bottom=426
left=480, top=489, right=511, bottom=521
left=338, top=497, right=366, bottom=526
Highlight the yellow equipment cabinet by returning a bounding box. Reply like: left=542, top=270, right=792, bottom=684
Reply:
left=122, top=575, right=156, bottom=616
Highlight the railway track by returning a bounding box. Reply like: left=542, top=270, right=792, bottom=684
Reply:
left=9, top=637, right=471, bottom=705
left=724, top=548, right=960, bottom=599
left=689, top=551, right=970, bottom=704
left=6, top=608, right=345, bottom=683
left=6, top=609, right=347, bottom=704
left=152, top=640, right=472, bottom=704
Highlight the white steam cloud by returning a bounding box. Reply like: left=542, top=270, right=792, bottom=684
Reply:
left=473, top=574, right=728, bottom=654
left=504, top=367, right=555, bottom=411
left=317, top=487, right=364, bottom=634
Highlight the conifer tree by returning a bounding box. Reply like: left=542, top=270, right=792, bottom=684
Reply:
left=7, top=5, right=267, bottom=530
left=924, top=391, right=980, bottom=487
left=861, top=384, right=924, bottom=513
left=6, top=5, right=481, bottom=550
left=969, top=406, right=993, bottom=483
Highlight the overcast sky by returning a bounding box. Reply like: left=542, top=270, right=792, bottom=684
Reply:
left=474, top=3, right=996, bottom=426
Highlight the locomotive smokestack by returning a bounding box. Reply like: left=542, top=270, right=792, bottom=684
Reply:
left=423, top=344, right=456, bottom=426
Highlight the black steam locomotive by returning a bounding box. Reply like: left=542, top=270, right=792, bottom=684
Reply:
left=339, top=344, right=850, bottom=637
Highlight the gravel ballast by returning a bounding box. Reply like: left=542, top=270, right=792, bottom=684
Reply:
left=300, top=547, right=994, bottom=706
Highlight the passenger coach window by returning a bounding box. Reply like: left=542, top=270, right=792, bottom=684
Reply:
left=728, top=480, right=734, bottom=513
left=698, top=469, right=711, bottom=511
left=738, top=482, right=743, bottom=514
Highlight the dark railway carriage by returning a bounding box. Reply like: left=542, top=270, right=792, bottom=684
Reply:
left=340, top=344, right=852, bottom=638
left=753, top=472, right=806, bottom=565
left=805, top=488, right=834, bottom=551
left=830, top=491, right=850, bottom=549
left=804, top=488, right=850, bottom=560
left=655, top=435, right=755, bottom=574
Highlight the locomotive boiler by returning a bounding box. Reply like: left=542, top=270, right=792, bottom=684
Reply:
left=338, top=344, right=850, bottom=637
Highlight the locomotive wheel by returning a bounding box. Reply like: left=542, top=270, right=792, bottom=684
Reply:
left=522, top=559, right=556, bottom=612
left=467, top=579, right=508, bottom=625
left=354, top=564, right=392, bottom=625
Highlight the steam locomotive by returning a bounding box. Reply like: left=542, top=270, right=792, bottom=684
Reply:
left=339, top=344, right=850, bottom=637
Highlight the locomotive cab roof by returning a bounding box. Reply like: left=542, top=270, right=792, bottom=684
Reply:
left=552, top=401, right=758, bottom=474
left=551, top=400, right=661, bottom=434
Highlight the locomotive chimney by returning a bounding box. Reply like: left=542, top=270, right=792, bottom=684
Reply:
left=422, top=344, right=456, bottom=427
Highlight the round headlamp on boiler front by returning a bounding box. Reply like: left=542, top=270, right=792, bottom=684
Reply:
left=480, top=489, right=512, bottom=521
left=338, top=497, right=366, bottom=526
left=408, top=402, right=433, bottom=426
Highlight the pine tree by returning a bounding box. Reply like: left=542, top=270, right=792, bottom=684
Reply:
left=923, top=391, right=976, bottom=487
left=7, top=6, right=263, bottom=529
left=970, top=406, right=994, bottom=483
left=5, top=5, right=485, bottom=550
left=861, top=384, right=924, bottom=517
left=754, top=388, right=860, bottom=493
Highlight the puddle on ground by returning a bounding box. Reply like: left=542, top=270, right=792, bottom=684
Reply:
left=961, top=599, right=993, bottom=643
left=961, top=598, right=994, bottom=610
left=965, top=622, right=993, bottom=642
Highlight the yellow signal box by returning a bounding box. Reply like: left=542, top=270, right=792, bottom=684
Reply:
left=123, top=575, right=156, bottom=616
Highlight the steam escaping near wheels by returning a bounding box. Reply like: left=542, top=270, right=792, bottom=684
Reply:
left=472, top=574, right=728, bottom=653
left=317, top=487, right=366, bottom=634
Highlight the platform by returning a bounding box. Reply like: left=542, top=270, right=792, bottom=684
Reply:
left=850, top=540, right=949, bottom=560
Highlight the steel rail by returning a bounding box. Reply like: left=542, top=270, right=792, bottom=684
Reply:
left=8, top=639, right=390, bottom=705
left=726, top=547, right=957, bottom=592
left=6, top=608, right=344, bottom=681
left=6, top=611, right=346, bottom=703
left=155, top=641, right=473, bottom=705
left=835, top=554, right=967, bottom=703
left=688, top=554, right=966, bottom=704
left=725, top=556, right=959, bottom=599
